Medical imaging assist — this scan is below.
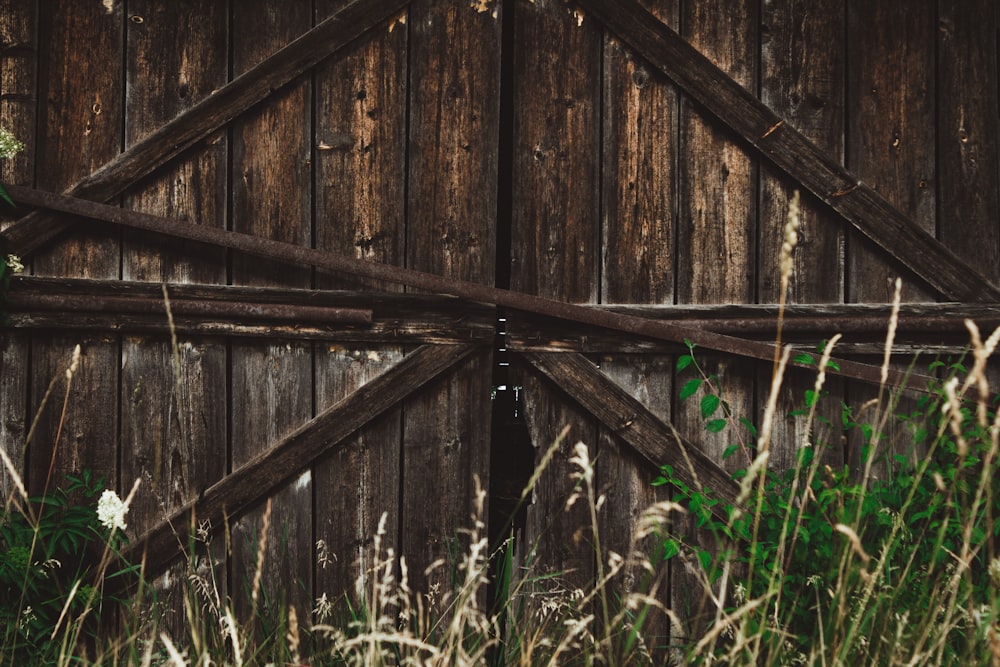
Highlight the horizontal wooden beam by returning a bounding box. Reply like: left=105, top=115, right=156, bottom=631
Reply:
left=508, top=302, right=999, bottom=354
left=5, top=185, right=935, bottom=392
left=0, top=0, right=409, bottom=256
left=521, top=351, right=741, bottom=520
left=5, top=276, right=494, bottom=343
left=577, top=0, right=1000, bottom=303
left=120, top=343, right=480, bottom=581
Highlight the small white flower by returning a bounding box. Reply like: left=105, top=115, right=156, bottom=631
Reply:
left=0, top=127, right=24, bottom=161
left=5, top=254, right=23, bottom=274
left=96, top=489, right=128, bottom=532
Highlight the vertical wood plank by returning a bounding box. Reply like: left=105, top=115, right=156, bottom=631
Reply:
left=598, top=0, right=678, bottom=652
left=230, top=0, right=314, bottom=621
left=403, top=0, right=500, bottom=595
left=936, top=0, right=1000, bottom=284
left=673, top=0, right=757, bottom=639
left=847, top=1, right=936, bottom=303
left=511, top=0, right=601, bottom=591
left=312, top=0, right=407, bottom=616
left=758, top=0, right=846, bottom=472
left=846, top=2, right=935, bottom=474
left=120, top=0, right=228, bottom=632
left=0, top=0, right=36, bottom=496
left=28, top=1, right=123, bottom=494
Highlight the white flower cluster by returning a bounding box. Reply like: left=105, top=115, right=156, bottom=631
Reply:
left=96, top=489, right=129, bottom=532
left=0, top=127, right=24, bottom=161
left=5, top=254, right=23, bottom=274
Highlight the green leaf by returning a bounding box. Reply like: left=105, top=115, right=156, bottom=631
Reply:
left=696, top=549, right=712, bottom=572
left=706, top=418, right=727, bottom=433
left=722, top=444, right=740, bottom=459
left=700, top=393, right=721, bottom=418
left=0, top=184, right=13, bottom=208
left=804, top=389, right=819, bottom=407
left=739, top=416, right=758, bottom=436
left=676, top=354, right=694, bottom=372
left=826, top=359, right=840, bottom=371
left=679, top=377, right=702, bottom=401
left=793, top=353, right=815, bottom=366
left=662, top=539, right=681, bottom=560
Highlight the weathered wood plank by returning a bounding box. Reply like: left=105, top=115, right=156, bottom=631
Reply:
left=575, top=0, right=1000, bottom=302
left=28, top=1, right=123, bottom=495
left=118, top=1, right=229, bottom=629
left=229, top=0, right=314, bottom=620
left=936, top=0, right=1000, bottom=283
left=402, top=0, right=500, bottom=596
left=673, top=0, right=757, bottom=639
left=6, top=184, right=936, bottom=391
left=312, top=0, right=408, bottom=612
left=0, top=0, right=36, bottom=495
left=599, top=0, right=678, bottom=650
left=758, top=0, right=846, bottom=470
left=847, top=1, right=936, bottom=303
left=521, top=351, right=741, bottom=514
left=510, top=0, right=603, bottom=593
left=121, top=344, right=480, bottom=583
left=1, top=0, right=410, bottom=257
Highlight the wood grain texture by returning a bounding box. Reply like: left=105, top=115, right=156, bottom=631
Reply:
left=402, top=0, right=500, bottom=595
left=758, top=0, right=846, bottom=470
left=936, top=0, right=1000, bottom=283
left=123, top=344, right=479, bottom=581
left=0, top=0, right=36, bottom=495
left=119, top=0, right=229, bottom=629
left=674, top=0, right=757, bottom=639
left=577, top=0, right=1000, bottom=302
left=599, top=0, right=678, bottom=651
left=1, top=0, right=410, bottom=257
left=229, top=0, right=314, bottom=620
left=511, top=0, right=602, bottom=592
left=847, top=0, right=936, bottom=303
left=28, top=1, right=122, bottom=496
left=312, top=0, right=407, bottom=609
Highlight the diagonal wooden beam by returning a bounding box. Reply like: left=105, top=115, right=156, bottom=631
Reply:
left=121, top=343, right=479, bottom=580
left=577, top=0, right=1000, bottom=303
left=6, top=184, right=938, bottom=392
left=0, top=0, right=409, bottom=257
left=520, top=350, right=741, bottom=521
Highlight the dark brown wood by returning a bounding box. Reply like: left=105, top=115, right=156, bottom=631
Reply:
left=576, top=0, right=1000, bottom=302
left=758, top=0, right=846, bottom=470
left=402, top=0, right=501, bottom=595
left=4, top=185, right=936, bottom=391
left=28, top=0, right=123, bottom=494
left=122, top=344, right=480, bottom=581
left=311, top=0, right=408, bottom=607
left=599, top=0, right=679, bottom=650
left=522, top=351, right=741, bottom=514
left=11, top=293, right=371, bottom=324
left=511, top=0, right=602, bottom=591
left=936, top=0, right=1000, bottom=283
left=847, top=1, right=936, bottom=303
left=0, top=0, right=36, bottom=493
left=0, top=0, right=410, bottom=258
left=229, top=0, right=314, bottom=620
left=118, top=2, right=229, bottom=630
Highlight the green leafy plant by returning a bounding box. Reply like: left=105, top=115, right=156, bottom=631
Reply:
left=657, top=334, right=1000, bottom=666
left=0, top=471, right=137, bottom=663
